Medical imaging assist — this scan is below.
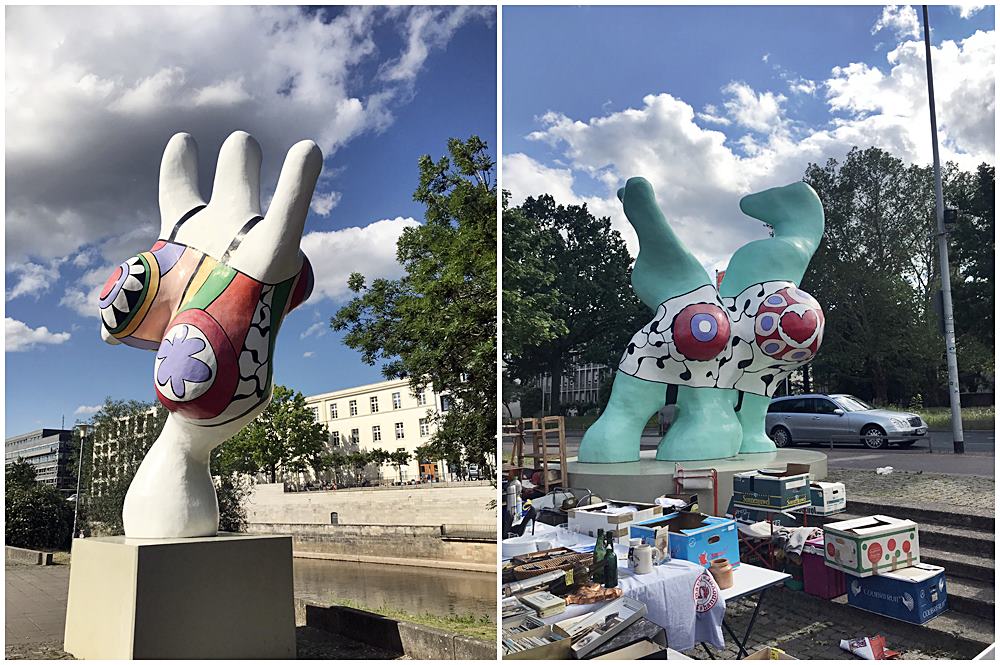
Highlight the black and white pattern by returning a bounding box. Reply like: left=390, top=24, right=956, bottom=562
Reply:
left=619, top=281, right=817, bottom=397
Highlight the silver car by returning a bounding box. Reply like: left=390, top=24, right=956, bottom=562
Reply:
left=765, top=394, right=928, bottom=449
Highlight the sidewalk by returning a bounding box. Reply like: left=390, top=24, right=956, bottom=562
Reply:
left=824, top=468, right=995, bottom=511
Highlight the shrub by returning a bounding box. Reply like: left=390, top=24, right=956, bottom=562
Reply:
left=6, top=483, right=74, bottom=550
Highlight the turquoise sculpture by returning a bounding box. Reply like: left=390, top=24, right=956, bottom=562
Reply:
left=578, top=178, right=825, bottom=463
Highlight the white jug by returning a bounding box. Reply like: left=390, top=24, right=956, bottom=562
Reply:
left=630, top=543, right=660, bottom=574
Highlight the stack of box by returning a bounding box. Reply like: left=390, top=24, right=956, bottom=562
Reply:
left=567, top=500, right=662, bottom=541
left=823, top=515, right=946, bottom=624
left=630, top=511, right=740, bottom=568
left=732, top=463, right=811, bottom=510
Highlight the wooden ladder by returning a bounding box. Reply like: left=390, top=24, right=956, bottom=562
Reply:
left=521, top=416, right=568, bottom=494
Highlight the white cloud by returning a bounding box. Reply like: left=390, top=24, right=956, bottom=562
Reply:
left=872, top=5, right=921, bottom=40
left=788, top=78, right=818, bottom=96
left=300, top=321, right=329, bottom=339
left=300, top=217, right=421, bottom=302
left=75, top=404, right=102, bottom=416
left=310, top=191, right=343, bottom=217
left=6, top=318, right=71, bottom=352
left=5, top=6, right=488, bottom=266
left=697, top=103, right=731, bottom=126
left=954, top=5, right=986, bottom=19
left=303, top=351, right=316, bottom=358
left=6, top=262, right=53, bottom=300
left=379, top=6, right=493, bottom=83
left=504, top=28, right=994, bottom=270
left=721, top=81, right=788, bottom=134
left=60, top=266, right=114, bottom=318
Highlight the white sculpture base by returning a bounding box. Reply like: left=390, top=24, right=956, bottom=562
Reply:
left=566, top=449, right=829, bottom=515
left=63, top=533, right=296, bottom=659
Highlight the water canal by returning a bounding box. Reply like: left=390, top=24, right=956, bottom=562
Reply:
left=293, top=558, right=496, bottom=620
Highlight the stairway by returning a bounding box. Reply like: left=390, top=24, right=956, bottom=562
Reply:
left=820, top=497, right=994, bottom=652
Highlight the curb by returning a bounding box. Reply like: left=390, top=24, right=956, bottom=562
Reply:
left=5, top=546, right=53, bottom=566
left=292, top=550, right=496, bottom=573
left=845, top=496, right=994, bottom=531
left=297, top=600, right=495, bottom=660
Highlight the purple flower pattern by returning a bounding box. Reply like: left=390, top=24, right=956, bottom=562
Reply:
left=156, top=325, right=212, bottom=398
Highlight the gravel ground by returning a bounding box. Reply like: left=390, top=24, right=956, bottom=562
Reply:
left=823, top=468, right=995, bottom=510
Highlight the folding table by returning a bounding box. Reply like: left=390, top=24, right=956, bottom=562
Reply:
left=700, top=563, right=790, bottom=659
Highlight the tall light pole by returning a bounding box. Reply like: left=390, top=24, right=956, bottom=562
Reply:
left=72, top=426, right=87, bottom=538
left=922, top=5, right=964, bottom=454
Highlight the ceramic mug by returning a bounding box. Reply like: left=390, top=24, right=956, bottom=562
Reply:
left=631, top=544, right=660, bottom=574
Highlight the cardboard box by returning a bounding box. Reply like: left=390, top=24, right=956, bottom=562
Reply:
left=502, top=626, right=571, bottom=659
left=823, top=515, right=919, bottom=577
left=726, top=497, right=803, bottom=527
left=568, top=500, right=663, bottom=540
left=566, top=597, right=646, bottom=659
left=802, top=536, right=846, bottom=599
left=845, top=563, right=947, bottom=625
left=808, top=481, right=846, bottom=515
left=630, top=512, right=740, bottom=568
left=732, top=466, right=811, bottom=510
left=743, top=647, right=798, bottom=659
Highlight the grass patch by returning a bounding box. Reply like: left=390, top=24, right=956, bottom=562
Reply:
left=325, top=597, right=495, bottom=641
left=911, top=406, right=994, bottom=430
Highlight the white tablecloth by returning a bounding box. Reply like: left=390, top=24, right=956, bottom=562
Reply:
left=505, top=529, right=713, bottom=652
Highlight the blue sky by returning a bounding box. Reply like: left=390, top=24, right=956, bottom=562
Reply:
left=503, top=4, right=994, bottom=263
left=5, top=6, right=496, bottom=436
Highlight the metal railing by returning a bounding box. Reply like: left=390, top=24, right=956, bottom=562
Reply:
left=819, top=432, right=934, bottom=453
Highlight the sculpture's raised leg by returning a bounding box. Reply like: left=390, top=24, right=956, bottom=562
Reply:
left=719, top=182, right=825, bottom=454
left=579, top=177, right=741, bottom=463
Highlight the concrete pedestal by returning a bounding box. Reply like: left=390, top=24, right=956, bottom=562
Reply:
left=63, top=533, right=296, bottom=659
left=567, top=449, right=828, bottom=515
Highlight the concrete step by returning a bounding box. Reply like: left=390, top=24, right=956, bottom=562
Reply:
left=919, top=546, right=994, bottom=583
left=843, top=497, right=993, bottom=532
left=946, top=577, right=995, bottom=620
left=825, top=513, right=994, bottom=559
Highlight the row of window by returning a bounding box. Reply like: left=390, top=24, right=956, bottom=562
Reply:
left=330, top=418, right=431, bottom=446
left=326, top=390, right=427, bottom=420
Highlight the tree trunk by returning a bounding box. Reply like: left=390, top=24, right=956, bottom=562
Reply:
left=269, top=465, right=276, bottom=484
left=802, top=364, right=811, bottom=393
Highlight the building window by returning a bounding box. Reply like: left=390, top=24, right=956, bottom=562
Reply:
left=310, top=406, right=319, bottom=421
left=419, top=418, right=430, bottom=437
left=350, top=429, right=359, bottom=444
left=441, top=395, right=452, bottom=412
left=395, top=422, right=405, bottom=440
left=349, top=400, right=358, bottom=417
left=416, top=390, right=427, bottom=406
left=392, top=392, right=402, bottom=409
left=332, top=431, right=340, bottom=446
left=370, top=396, right=379, bottom=413
left=372, top=425, right=382, bottom=442
left=330, top=403, right=338, bottom=419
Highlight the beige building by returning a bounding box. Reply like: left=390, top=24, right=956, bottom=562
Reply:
left=305, top=379, right=452, bottom=483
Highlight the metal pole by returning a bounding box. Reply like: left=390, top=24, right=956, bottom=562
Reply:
left=72, top=429, right=85, bottom=538
left=922, top=6, right=964, bottom=454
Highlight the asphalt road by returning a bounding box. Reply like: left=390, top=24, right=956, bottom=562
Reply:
left=505, top=429, right=995, bottom=478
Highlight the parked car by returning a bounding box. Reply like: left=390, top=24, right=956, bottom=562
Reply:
left=765, top=394, right=928, bottom=449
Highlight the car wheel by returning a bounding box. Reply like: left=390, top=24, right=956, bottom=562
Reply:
left=861, top=425, right=888, bottom=449
left=770, top=426, right=792, bottom=448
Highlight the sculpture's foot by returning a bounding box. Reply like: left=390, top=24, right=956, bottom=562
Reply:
left=578, top=417, right=641, bottom=463
left=738, top=430, right=778, bottom=454
left=656, top=387, right=742, bottom=461
left=122, top=421, right=219, bottom=538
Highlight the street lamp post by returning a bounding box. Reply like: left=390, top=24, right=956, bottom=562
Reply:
left=72, top=427, right=86, bottom=538
left=922, top=5, right=965, bottom=454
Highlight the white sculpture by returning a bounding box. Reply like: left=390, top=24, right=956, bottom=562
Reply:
left=98, top=131, right=321, bottom=537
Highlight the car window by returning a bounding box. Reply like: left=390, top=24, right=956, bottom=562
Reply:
left=813, top=399, right=840, bottom=415
left=767, top=400, right=789, bottom=413
left=773, top=398, right=805, bottom=413
left=832, top=395, right=872, bottom=412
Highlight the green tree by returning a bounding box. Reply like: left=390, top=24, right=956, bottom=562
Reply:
left=332, top=136, right=497, bottom=485
left=215, top=385, right=328, bottom=484
left=6, top=483, right=74, bottom=550
left=504, top=194, right=645, bottom=413
left=75, top=399, right=166, bottom=535
left=6, top=459, right=37, bottom=489
left=388, top=449, right=412, bottom=482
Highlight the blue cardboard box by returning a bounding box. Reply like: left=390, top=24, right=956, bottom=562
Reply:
left=846, top=563, right=947, bottom=625
left=630, top=511, right=740, bottom=568
left=732, top=465, right=811, bottom=510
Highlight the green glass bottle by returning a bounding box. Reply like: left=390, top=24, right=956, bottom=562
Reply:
left=592, top=529, right=606, bottom=583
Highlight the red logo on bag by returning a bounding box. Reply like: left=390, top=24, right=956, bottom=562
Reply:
left=694, top=572, right=719, bottom=612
